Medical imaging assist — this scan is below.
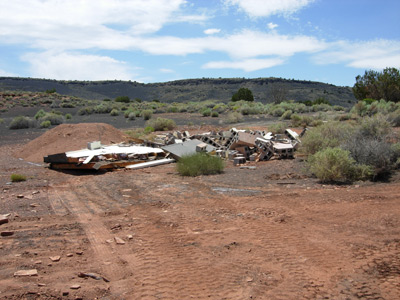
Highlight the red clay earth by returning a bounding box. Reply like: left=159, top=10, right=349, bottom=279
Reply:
left=0, top=123, right=399, bottom=300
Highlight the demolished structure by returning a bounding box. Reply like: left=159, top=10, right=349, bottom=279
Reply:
left=43, top=128, right=303, bottom=170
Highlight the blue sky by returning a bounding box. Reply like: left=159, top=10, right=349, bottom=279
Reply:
left=0, top=0, right=399, bottom=86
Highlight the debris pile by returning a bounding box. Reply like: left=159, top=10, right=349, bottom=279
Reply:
left=44, top=142, right=170, bottom=170
left=42, top=127, right=303, bottom=170
left=160, top=127, right=302, bottom=162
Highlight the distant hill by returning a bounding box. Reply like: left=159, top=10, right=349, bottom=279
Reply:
left=0, top=77, right=356, bottom=106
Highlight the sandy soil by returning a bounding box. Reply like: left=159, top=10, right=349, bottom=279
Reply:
left=0, top=125, right=399, bottom=300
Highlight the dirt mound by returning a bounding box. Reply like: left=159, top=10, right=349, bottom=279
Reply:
left=16, top=123, right=129, bottom=163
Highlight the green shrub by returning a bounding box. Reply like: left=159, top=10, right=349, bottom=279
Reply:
left=351, top=101, right=368, bottom=116
left=211, top=111, right=219, bottom=117
left=39, top=113, right=64, bottom=125
left=290, top=114, right=314, bottom=127
left=290, top=114, right=302, bottom=127
left=60, top=102, right=75, bottom=108
left=94, top=104, right=112, bottom=114
left=357, top=114, right=392, bottom=139
left=124, top=109, right=133, bottom=118
left=45, top=88, right=56, bottom=94
left=342, top=116, right=398, bottom=178
left=77, top=106, right=94, bottom=115
left=51, top=110, right=63, bottom=115
left=202, top=108, right=212, bottom=117
left=312, top=104, right=332, bottom=112
left=128, top=112, right=136, bottom=120
left=115, top=96, right=130, bottom=103
left=10, top=174, right=27, bottom=182
left=268, top=122, right=286, bottom=134
left=0, top=118, right=4, bottom=124
left=271, top=107, right=285, bottom=117
left=223, top=112, right=243, bottom=124
left=146, top=117, right=176, bottom=131
left=308, top=147, right=372, bottom=183
left=344, top=134, right=397, bottom=179
left=168, top=106, right=179, bottom=113
left=34, top=109, right=46, bottom=120
left=110, top=109, right=119, bottom=116
left=213, top=103, right=228, bottom=113
left=50, top=100, right=60, bottom=108
left=142, top=109, right=153, bottom=120
left=280, top=109, right=293, bottom=120
left=313, top=97, right=331, bottom=106
left=144, top=126, right=155, bottom=134
left=363, top=98, right=377, bottom=105
left=333, top=105, right=345, bottom=111
left=65, top=113, right=72, bottom=120
left=300, top=121, right=354, bottom=156
left=387, top=109, right=400, bottom=126
left=177, top=153, right=225, bottom=177
left=40, top=120, right=51, bottom=128
left=9, top=116, right=34, bottom=129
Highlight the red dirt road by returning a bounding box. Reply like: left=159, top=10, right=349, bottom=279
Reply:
left=0, top=141, right=399, bottom=299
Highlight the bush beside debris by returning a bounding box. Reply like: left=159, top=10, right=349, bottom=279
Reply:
left=302, top=115, right=400, bottom=182
left=142, top=109, right=153, bottom=120
left=10, top=174, right=27, bottom=182
left=308, top=147, right=372, bottom=183
left=177, top=153, right=225, bottom=177
left=146, top=117, right=176, bottom=131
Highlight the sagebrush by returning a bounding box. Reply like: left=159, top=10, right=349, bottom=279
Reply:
left=177, top=153, right=225, bottom=177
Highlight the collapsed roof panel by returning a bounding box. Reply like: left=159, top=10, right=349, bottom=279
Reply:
left=161, top=139, right=216, bottom=160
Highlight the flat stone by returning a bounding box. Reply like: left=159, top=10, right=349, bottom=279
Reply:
left=76, top=251, right=83, bottom=255
left=66, top=253, right=73, bottom=257
left=14, top=269, right=38, bottom=276
left=30, top=203, right=40, bottom=207
left=70, top=284, right=81, bottom=290
left=114, top=237, right=125, bottom=245
left=246, top=276, right=254, bottom=282
left=17, top=194, right=24, bottom=198
left=37, top=283, right=46, bottom=287
left=32, top=191, right=40, bottom=195
left=127, top=234, right=133, bottom=240
left=49, top=256, right=61, bottom=262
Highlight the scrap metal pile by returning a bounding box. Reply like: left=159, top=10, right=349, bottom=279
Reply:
left=44, top=128, right=304, bottom=170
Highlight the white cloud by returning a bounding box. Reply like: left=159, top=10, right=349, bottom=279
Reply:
left=314, top=39, right=400, bottom=70
left=21, top=52, right=135, bottom=81
left=0, top=69, right=17, bottom=77
left=206, top=30, right=325, bottom=59
left=224, top=0, right=315, bottom=18
left=204, top=28, right=221, bottom=35
left=126, top=30, right=325, bottom=59
left=0, top=1, right=324, bottom=62
left=0, top=0, right=201, bottom=46
left=203, top=58, right=285, bottom=71
left=160, top=68, right=175, bottom=73
left=267, top=22, right=279, bottom=30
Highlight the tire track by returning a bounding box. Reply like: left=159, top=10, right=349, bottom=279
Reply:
left=48, top=182, right=136, bottom=298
